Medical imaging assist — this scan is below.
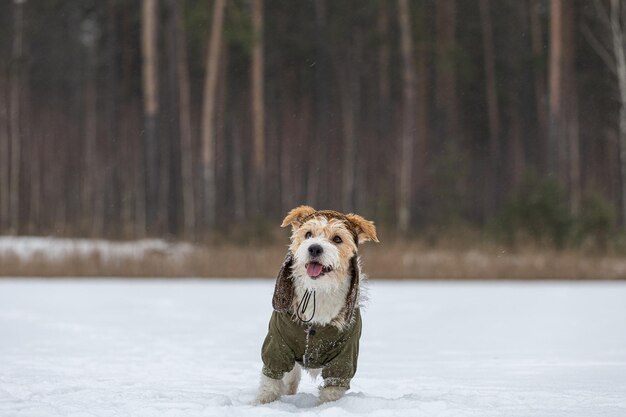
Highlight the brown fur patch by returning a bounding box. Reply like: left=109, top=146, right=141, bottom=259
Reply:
left=280, top=205, right=317, bottom=231
left=345, top=213, right=379, bottom=243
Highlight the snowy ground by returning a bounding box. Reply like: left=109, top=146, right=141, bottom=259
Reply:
left=1, top=279, right=625, bottom=417
left=0, top=236, right=194, bottom=263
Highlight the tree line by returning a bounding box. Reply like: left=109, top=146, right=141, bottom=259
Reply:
left=0, top=0, right=624, bottom=243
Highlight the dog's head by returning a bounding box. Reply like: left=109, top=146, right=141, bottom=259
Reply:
left=272, top=206, right=378, bottom=326
left=272, top=205, right=378, bottom=324
left=280, top=205, right=378, bottom=288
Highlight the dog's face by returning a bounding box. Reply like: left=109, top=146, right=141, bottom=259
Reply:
left=281, top=206, right=378, bottom=289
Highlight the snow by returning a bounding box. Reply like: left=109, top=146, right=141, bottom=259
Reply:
left=0, top=236, right=194, bottom=262
left=1, top=279, right=625, bottom=417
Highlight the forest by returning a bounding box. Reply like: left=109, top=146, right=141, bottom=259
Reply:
left=0, top=0, right=625, bottom=249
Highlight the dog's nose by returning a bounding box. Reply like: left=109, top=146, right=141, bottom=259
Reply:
left=308, top=244, right=323, bottom=257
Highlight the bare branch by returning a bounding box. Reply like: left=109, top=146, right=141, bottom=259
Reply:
left=593, top=0, right=611, bottom=27
left=621, top=0, right=626, bottom=51
left=609, top=0, right=626, bottom=100
left=582, top=23, right=617, bottom=74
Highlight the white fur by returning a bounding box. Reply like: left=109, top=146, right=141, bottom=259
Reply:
left=255, top=365, right=304, bottom=404
left=283, top=364, right=301, bottom=395
left=255, top=375, right=284, bottom=404
left=291, top=237, right=351, bottom=326
left=319, top=386, right=347, bottom=403
left=291, top=275, right=350, bottom=326
left=293, top=236, right=341, bottom=278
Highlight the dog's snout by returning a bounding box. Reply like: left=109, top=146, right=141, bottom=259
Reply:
left=308, top=244, right=323, bottom=257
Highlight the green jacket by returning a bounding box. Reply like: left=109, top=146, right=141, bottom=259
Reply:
left=261, top=309, right=362, bottom=389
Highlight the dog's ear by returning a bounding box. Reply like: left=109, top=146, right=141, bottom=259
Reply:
left=346, top=213, right=379, bottom=243
left=281, top=205, right=316, bottom=230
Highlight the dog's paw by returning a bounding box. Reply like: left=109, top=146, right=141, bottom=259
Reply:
left=255, top=375, right=284, bottom=405
left=319, top=386, right=347, bottom=403
left=255, top=391, right=281, bottom=405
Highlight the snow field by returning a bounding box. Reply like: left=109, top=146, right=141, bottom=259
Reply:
left=0, top=236, right=194, bottom=263
left=1, top=279, right=625, bottom=416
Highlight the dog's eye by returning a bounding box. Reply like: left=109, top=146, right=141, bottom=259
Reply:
left=305, top=231, right=312, bottom=239
left=332, top=236, right=342, bottom=244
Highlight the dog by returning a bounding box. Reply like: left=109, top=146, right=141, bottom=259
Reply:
left=255, top=205, right=378, bottom=404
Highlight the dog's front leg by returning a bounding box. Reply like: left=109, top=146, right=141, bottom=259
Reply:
left=319, top=386, right=347, bottom=403
left=255, top=374, right=284, bottom=404
left=283, top=363, right=301, bottom=395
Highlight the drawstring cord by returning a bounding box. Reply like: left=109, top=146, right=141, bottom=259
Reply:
left=296, top=289, right=316, bottom=323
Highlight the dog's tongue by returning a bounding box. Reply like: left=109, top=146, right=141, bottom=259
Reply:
left=307, top=262, right=323, bottom=278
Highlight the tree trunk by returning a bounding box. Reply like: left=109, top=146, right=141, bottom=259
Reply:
left=120, top=3, right=137, bottom=237
left=568, top=91, right=581, bottom=215
left=307, top=0, right=330, bottom=208
left=479, top=0, right=500, bottom=216
left=436, top=0, right=459, bottom=144
left=479, top=0, right=500, bottom=161
left=83, top=41, right=98, bottom=236
left=610, top=0, right=626, bottom=225
left=141, top=0, right=160, bottom=233
left=201, top=0, right=226, bottom=231
left=102, top=0, right=118, bottom=237
left=377, top=3, right=391, bottom=139
left=119, top=102, right=135, bottom=238
left=29, top=119, right=40, bottom=233
left=133, top=101, right=147, bottom=237
left=549, top=0, right=580, bottom=214
left=162, top=0, right=179, bottom=235
left=9, top=0, right=25, bottom=234
left=251, top=0, right=266, bottom=212
left=397, top=0, right=417, bottom=233
left=415, top=4, right=430, bottom=193
left=339, top=37, right=360, bottom=213
left=548, top=0, right=563, bottom=177
left=280, top=70, right=298, bottom=211
left=232, top=114, right=246, bottom=222
left=619, top=103, right=626, bottom=227
left=529, top=0, right=547, bottom=170
left=173, top=0, right=196, bottom=238
left=563, top=5, right=580, bottom=215
left=509, top=102, right=525, bottom=187
left=340, top=96, right=357, bottom=213
left=0, top=75, right=10, bottom=232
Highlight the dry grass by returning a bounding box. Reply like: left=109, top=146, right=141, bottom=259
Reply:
left=360, top=242, right=626, bottom=280
left=2, top=241, right=626, bottom=279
